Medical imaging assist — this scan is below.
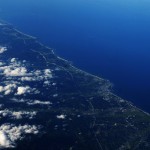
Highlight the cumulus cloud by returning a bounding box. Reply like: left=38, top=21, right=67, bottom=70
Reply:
left=0, top=51, right=56, bottom=148
left=0, top=131, right=12, bottom=148
left=0, top=84, right=37, bottom=96
left=27, top=100, right=52, bottom=105
left=10, top=58, right=16, bottom=63
left=0, top=62, right=4, bottom=66
left=0, top=109, right=37, bottom=120
left=0, top=84, right=17, bottom=95
left=11, top=98, right=52, bottom=106
left=16, top=86, right=30, bottom=95
left=44, top=69, right=52, bottom=78
left=20, top=77, right=36, bottom=82
left=12, top=111, right=37, bottom=119
left=53, top=94, right=58, bottom=97
left=16, top=86, right=36, bottom=95
left=3, top=67, right=27, bottom=77
left=0, top=124, right=39, bottom=148
left=0, top=59, right=29, bottom=77
left=0, top=58, right=53, bottom=88
left=0, top=47, right=7, bottom=54
left=43, top=80, right=51, bottom=86
left=56, top=114, right=66, bottom=119
left=11, top=98, right=26, bottom=103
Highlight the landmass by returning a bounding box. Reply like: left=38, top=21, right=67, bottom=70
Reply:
left=0, top=20, right=150, bottom=150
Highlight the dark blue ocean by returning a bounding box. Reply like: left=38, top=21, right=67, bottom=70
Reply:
left=0, top=0, right=150, bottom=112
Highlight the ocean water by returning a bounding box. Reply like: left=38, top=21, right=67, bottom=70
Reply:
left=0, top=0, right=150, bottom=112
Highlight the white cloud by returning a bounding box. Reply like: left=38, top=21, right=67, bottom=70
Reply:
left=34, top=70, right=41, bottom=76
left=20, top=77, right=36, bottom=82
left=16, top=86, right=32, bottom=95
left=43, top=80, right=50, bottom=85
left=0, top=104, right=3, bottom=109
left=12, top=111, right=37, bottom=119
left=0, top=84, right=38, bottom=97
left=0, top=124, right=39, bottom=148
left=0, top=84, right=17, bottom=95
left=0, top=131, right=12, bottom=148
left=4, top=67, right=27, bottom=77
left=0, top=109, right=37, bottom=120
left=11, top=98, right=52, bottom=106
left=0, top=59, right=29, bottom=77
left=52, top=83, right=56, bottom=86
left=0, top=47, right=7, bottom=54
left=0, top=62, right=4, bottom=66
left=0, top=58, right=53, bottom=88
left=56, top=114, right=66, bottom=119
left=53, top=94, right=58, bottom=97
left=10, top=58, right=16, bottom=63
left=27, top=100, right=52, bottom=105
left=11, top=98, right=26, bottom=103
left=0, top=54, right=57, bottom=148
left=44, top=69, right=52, bottom=78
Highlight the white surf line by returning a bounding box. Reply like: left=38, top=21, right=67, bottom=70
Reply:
left=57, top=56, right=106, bottom=81
left=9, top=22, right=150, bottom=117
left=14, top=28, right=37, bottom=40
left=37, top=42, right=55, bottom=55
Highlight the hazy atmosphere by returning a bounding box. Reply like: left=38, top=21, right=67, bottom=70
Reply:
left=1, top=0, right=150, bottom=149
left=1, top=0, right=150, bottom=112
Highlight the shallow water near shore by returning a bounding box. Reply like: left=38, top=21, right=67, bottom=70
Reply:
left=0, top=0, right=150, bottom=112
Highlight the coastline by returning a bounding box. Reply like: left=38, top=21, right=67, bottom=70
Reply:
left=1, top=20, right=150, bottom=150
